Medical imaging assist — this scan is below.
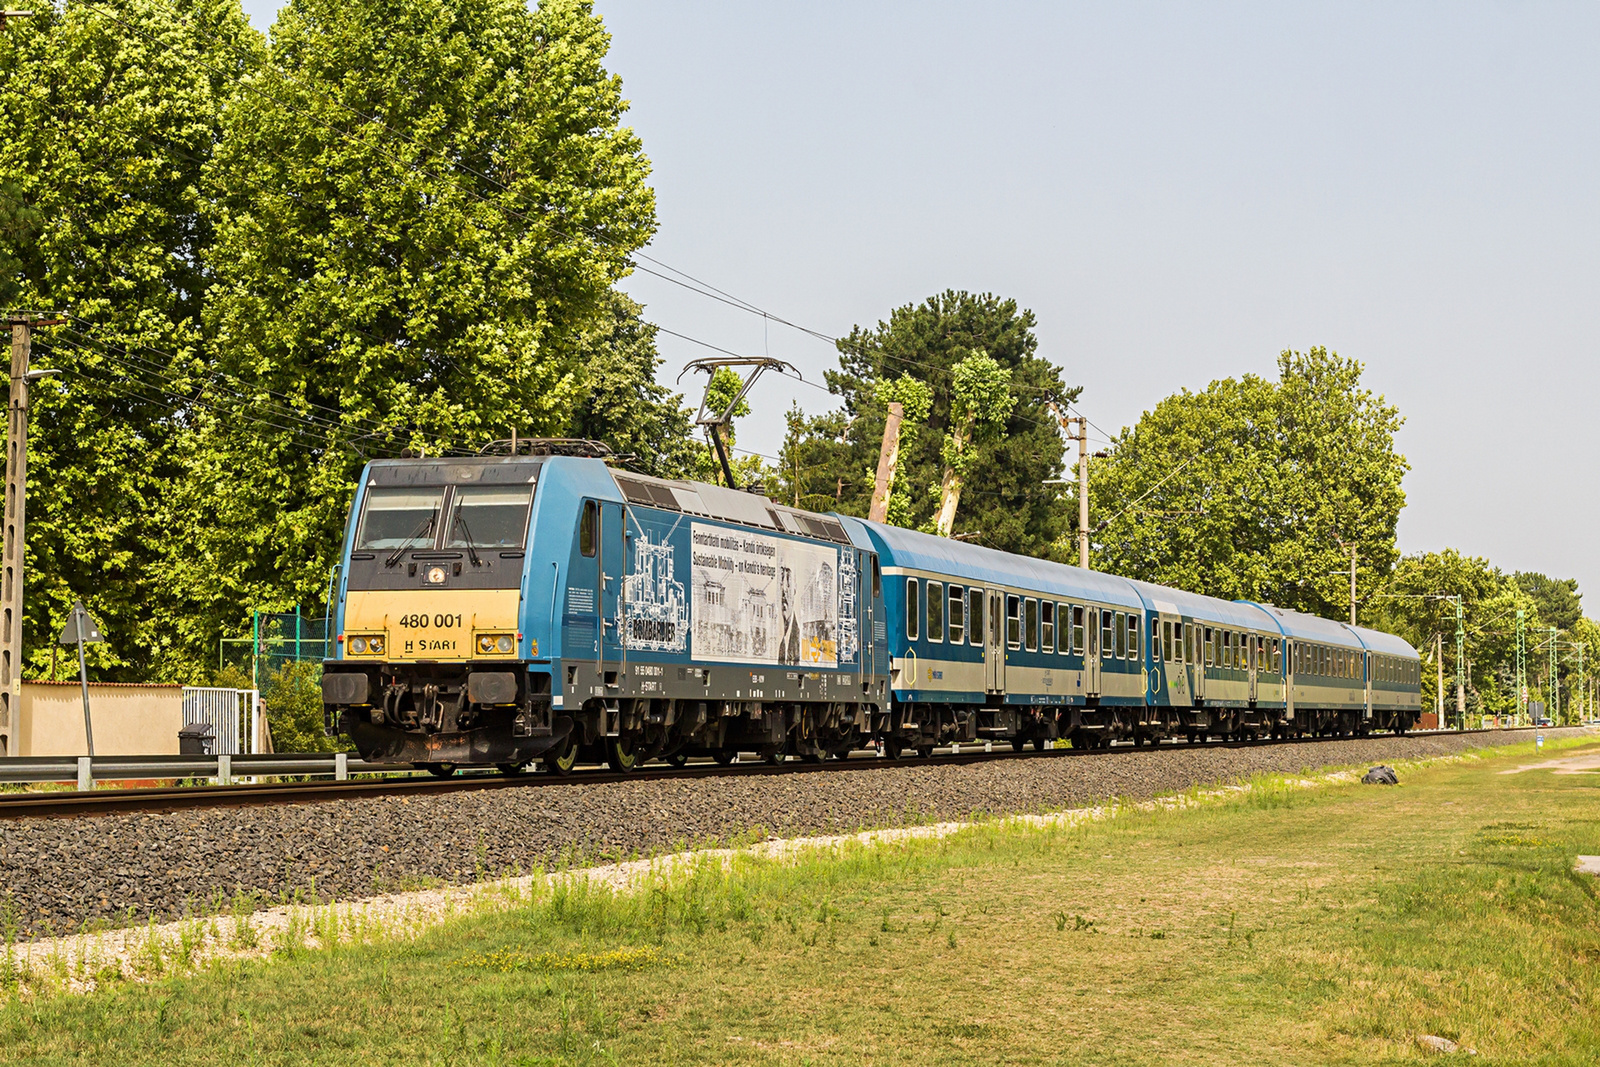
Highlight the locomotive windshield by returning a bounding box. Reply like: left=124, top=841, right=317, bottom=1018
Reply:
left=446, top=486, right=533, bottom=549
left=355, top=488, right=442, bottom=550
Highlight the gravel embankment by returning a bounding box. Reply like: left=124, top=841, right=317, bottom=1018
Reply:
left=0, top=728, right=1587, bottom=940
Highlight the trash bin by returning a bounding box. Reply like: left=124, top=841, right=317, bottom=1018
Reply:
left=178, top=722, right=214, bottom=756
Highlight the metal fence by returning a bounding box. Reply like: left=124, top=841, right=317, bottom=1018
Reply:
left=181, top=687, right=260, bottom=755
left=219, top=611, right=330, bottom=686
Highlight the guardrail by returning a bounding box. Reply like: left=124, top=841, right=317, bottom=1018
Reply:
left=0, top=753, right=386, bottom=790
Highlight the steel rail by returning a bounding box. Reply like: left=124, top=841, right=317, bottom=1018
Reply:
left=0, top=727, right=1549, bottom=821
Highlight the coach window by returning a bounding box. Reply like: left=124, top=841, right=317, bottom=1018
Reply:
left=1006, top=595, right=1022, bottom=649
left=578, top=501, right=598, bottom=557
left=969, top=589, right=985, bottom=646
left=906, top=579, right=920, bottom=641
left=1127, top=614, right=1140, bottom=660
left=1272, top=639, right=1282, bottom=672
left=948, top=585, right=965, bottom=645
left=1042, top=601, right=1056, bottom=653
left=871, top=557, right=881, bottom=598
left=1059, top=604, right=1072, bottom=655
left=1109, top=612, right=1123, bottom=658
left=1159, top=621, right=1171, bottom=662
left=1101, top=610, right=1114, bottom=658
left=1186, top=623, right=1195, bottom=663
left=927, top=581, right=944, bottom=642
left=1023, top=598, right=1038, bottom=651
left=1072, top=605, right=1085, bottom=655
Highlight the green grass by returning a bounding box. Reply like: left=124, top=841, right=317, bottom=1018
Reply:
left=3, top=739, right=1599, bottom=1065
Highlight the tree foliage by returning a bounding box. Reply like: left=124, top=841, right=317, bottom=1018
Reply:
left=934, top=351, right=1014, bottom=536
left=0, top=0, right=262, bottom=679
left=778, top=290, right=1076, bottom=555
left=1090, top=348, right=1407, bottom=618
left=170, top=0, right=658, bottom=658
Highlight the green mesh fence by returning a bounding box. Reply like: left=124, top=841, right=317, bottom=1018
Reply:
left=219, top=611, right=331, bottom=687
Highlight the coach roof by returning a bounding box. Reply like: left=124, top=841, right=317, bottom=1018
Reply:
left=841, top=518, right=1143, bottom=608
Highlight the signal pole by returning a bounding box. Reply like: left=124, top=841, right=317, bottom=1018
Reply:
left=1435, top=631, right=1444, bottom=725
left=1, top=312, right=63, bottom=757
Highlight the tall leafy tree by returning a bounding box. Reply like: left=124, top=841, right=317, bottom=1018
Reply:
left=567, top=292, right=701, bottom=480
left=0, top=0, right=262, bottom=680
left=933, top=351, right=1013, bottom=537
left=1090, top=348, right=1407, bottom=618
left=176, top=0, right=657, bottom=657
left=1513, top=572, right=1582, bottom=632
left=794, top=290, right=1075, bottom=554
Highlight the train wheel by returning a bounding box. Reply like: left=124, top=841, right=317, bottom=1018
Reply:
left=497, top=762, right=527, bottom=777
left=1132, top=733, right=1146, bottom=748
left=543, top=737, right=579, bottom=776
left=1011, top=736, right=1028, bottom=753
left=422, top=762, right=457, bottom=778
left=607, top=737, right=641, bottom=773
left=916, top=745, right=935, bottom=759
left=712, top=748, right=737, bottom=766
left=665, top=752, right=689, bottom=768
left=1033, top=736, right=1050, bottom=752
left=883, top=738, right=904, bottom=760
left=764, top=749, right=786, bottom=766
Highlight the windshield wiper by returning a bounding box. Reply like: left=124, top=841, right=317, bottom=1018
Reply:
left=384, top=512, right=437, bottom=568
left=451, top=511, right=484, bottom=567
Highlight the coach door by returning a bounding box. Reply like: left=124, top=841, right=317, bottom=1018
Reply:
left=1363, top=651, right=1373, bottom=721
left=1284, top=641, right=1294, bottom=721
left=1247, top=633, right=1259, bottom=703
left=985, top=587, right=1005, bottom=694
left=597, top=501, right=625, bottom=687
left=1189, top=623, right=1205, bottom=702
left=1085, top=606, right=1102, bottom=698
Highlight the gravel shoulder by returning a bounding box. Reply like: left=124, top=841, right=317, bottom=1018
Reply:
left=1, top=728, right=1587, bottom=941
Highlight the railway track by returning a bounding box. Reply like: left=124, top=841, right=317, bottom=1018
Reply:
left=0, top=727, right=1536, bottom=821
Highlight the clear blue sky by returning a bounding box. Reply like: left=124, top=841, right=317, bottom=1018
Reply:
left=241, top=0, right=1600, bottom=606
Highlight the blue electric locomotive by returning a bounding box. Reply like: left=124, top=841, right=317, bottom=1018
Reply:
left=320, top=441, right=1421, bottom=773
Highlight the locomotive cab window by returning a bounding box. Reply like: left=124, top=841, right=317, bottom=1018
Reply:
left=447, top=486, right=533, bottom=549
left=969, top=588, right=984, bottom=646
left=356, top=487, right=444, bottom=550
left=927, top=581, right=944, bottom=642
left=906, top=578, right=920, bottom=640
left=1006, top=595, right=1021, bottom=649
left=579, top=501, right=598, bottom=557
left=948, top=585, right=964, bottom=645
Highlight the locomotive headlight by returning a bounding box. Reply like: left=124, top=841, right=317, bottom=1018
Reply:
left=347, top=634, right=385, bottom=656
left=369, top=636, right=384, bottom=655
left=424, top=565, right=448, bottom=585
left=477, top=634, right=515, bottom=656
left=349, top=636, right=367, bottom=655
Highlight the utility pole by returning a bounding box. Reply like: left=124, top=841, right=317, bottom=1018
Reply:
left=1435, top=631, right=1444, bottom=725
left=1074, top=417, right=1089, bottom=570
left=1514, top=609, right=1527, bottom=724
left=1347, top=545, right=1358, bottom=626
left=1453, top=597, right=1465, bottom=730
left=868, top=401, right=904, bottom=524
left=1, top=312, right=62, bottom=757
left=1043, top=408, right=1092, bottom=569
left=1548, top=626, right=1559, bottom=724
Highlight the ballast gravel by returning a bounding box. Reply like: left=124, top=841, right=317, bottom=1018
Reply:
left=0, top=728, right=1587, bottom=940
